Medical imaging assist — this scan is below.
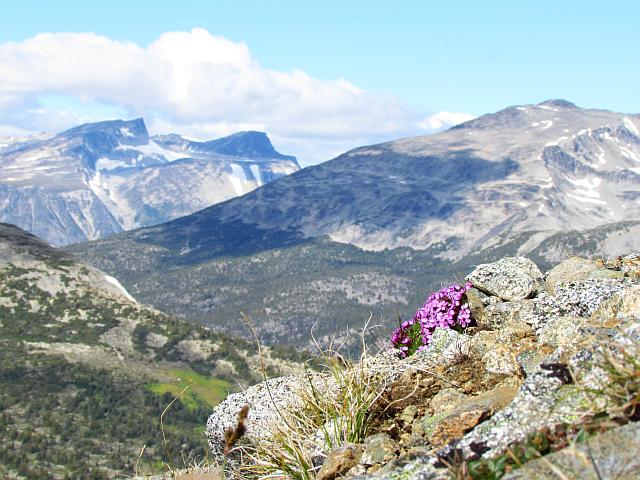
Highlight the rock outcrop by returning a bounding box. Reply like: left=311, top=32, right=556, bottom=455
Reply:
left=205, top=252, right=640, bottom=479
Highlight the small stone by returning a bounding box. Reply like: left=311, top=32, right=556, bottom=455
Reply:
left=605, top=255, right=623, bottom=270
left=411, top=418, right=425, bottom=437
left=429, top=388, right=468, bottom=414
left=316, top=444, right=363, bottom=480
left=399, top=405, right=418, bottom=424
left=345, top=464, right=367, bottom=477
left=429, top=408, right=486, bottom=447
left=475, top=301, right=523, bottom=330
left=467, top=257, right=542, bottom=301
left=516, top=349, right=545, bottom=377
left=361, top=433, right=397, bottom=465
left=175, top=470, right=223, bottom=480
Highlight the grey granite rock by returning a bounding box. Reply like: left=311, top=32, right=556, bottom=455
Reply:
left=545, top=256, right=599, bottom=295
left=205, top=374, right=309, bottom=460
left=503, top=421, right=640, bottom=479
left=451, top=366, right=580, bottom=460
left=554, top=278, right=629, bottom=317
left=467, top=257, right=542, bottom=301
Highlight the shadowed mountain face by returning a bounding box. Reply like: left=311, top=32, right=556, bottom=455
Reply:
left=115, top=100, right=640, bottom=263
left=69, top=101, right=640, bottom=350
left=0, top=119, right=299, bottom=245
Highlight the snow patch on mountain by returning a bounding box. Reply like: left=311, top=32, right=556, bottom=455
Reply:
left=104, top=274, right=136, bottom=302
left=623, top=117, right=639, bottom=136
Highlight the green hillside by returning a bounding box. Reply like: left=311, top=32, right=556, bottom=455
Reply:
left=0, top=224, right=305, bottom=479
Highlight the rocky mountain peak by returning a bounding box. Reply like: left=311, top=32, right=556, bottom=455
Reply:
left=60, top=117, right=149, bottom=146
left=201, top=130, right=296, bottom=161
left=0, top=119, right=299, bottom=245
left=538, top=98, right=578, bottom=109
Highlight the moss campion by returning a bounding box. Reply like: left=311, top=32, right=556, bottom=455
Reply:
left=391, top=282, right=473, bottom=357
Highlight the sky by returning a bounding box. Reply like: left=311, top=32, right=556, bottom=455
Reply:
left=0, top=0, right=638, bottom=165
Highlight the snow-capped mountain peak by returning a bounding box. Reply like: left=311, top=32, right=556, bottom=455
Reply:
left=0, top=118, right=299, bottom=245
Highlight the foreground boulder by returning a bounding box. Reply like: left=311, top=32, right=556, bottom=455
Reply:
left=206, top=253, right=640, bottom=479
left=466, top=256, right=543, bottom=301
left=503, top=421, right=640, bottom=479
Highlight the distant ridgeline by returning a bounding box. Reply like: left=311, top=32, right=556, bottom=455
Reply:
left=0, top=119, right=299, bottom=245
left=0, top=223, right=305, bottom=479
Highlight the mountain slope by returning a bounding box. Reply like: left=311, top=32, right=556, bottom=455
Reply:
left=78, top=100, right=639, bottom=264
left=69, top=100, right=640, bottom=348
left=0, top=120, right=299, bottom=245
left=0, top=223, right=304, bottom=479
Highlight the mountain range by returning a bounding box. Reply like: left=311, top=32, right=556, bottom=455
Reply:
left=0, top=222, right=304, bottom=478
left=0, top=119, right=299, bottom=245
left=69, top=100, right=640, bottom=349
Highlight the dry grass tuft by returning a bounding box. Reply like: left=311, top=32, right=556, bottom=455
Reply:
left=236, top=316, right=389, bottom=479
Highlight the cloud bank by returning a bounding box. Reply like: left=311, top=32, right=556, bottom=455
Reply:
left=0, top=28, right=473, bottom=164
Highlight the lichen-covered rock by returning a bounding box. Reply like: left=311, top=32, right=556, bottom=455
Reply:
left=466, top=287, right=503, bottom=325
left=430, top=408, right=486, bottom=447
left=621, top=251, right=640, bottom=277
left=466, top=257, right=542, bottom=301
left=399, top=405, right=418, bottom=425
left=591, top=284, right=640, bottom=322
left=545, top=256, right=599, bottom=294
left=503, top=421, right=640, bottom=479
left=361, top=433, right=397, bottom=465
left=423, top=385, right=518, bottom=449
left=554, top=278, right=629, bottom=317
left=450, top=365, right=581, bottom=460
left=468, top=331, right=522, bottom=376
left=537, top=316, right=589, bottom=350
left=472, top=300, right=522, bottom=330
left=463, top=385, right=520, bottom=413
left=515, top=349, right=546, bottom=377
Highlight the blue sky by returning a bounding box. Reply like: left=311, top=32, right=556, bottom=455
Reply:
left=0, top=0, right=638, bottom=164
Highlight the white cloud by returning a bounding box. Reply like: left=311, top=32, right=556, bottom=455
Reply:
left=418, top=111, right=476, bottom=130
left=0, top=29, right=473, bottom=165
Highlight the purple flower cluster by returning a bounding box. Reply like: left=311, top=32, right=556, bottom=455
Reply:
left=391, top=282, right=473, bottom=358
